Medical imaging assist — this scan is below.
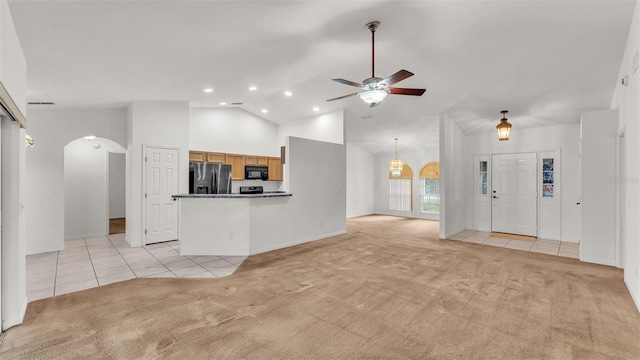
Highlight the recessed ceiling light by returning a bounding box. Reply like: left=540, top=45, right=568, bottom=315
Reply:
left=284, top=90, right=293, bottom=97
left=84, top=135, right=96, bottom=141
left=249, top=86, right=258, bottom=91
left=220, top=102, right=227, bottom=106
left=261, top=109, right=268, bottom=114
left=204, top=88, right=213, bottom=93
left=313, top=107, right=320, bottom=112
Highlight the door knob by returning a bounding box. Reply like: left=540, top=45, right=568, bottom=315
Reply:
left=492, top=195, right=499, bottom=199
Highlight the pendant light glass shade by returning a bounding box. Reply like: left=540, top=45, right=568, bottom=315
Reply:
left=496, top=110, right=512, bottom=141
left=389, top=138, right=404, bottom=177
left=360, top=89, right=388, bottom=105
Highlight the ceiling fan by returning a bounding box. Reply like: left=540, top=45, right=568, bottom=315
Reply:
left=327, top=21, right=426, bottom=108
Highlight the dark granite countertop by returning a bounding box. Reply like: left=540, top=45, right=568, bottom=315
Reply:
left=172, top=192, right=292, bottom=199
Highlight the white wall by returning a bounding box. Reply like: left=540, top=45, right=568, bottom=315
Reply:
left=64, top=138, right=124, bottom=239
left=109, top=152, right=126, bottom=219
left=189, top=107, right=282, bottom=191
left=440, top=114, right=465, bottom=239
left=126, top=102, right=189, bottom=247
left=190, top=107, right=279, bottom=156
left=25, top=108, right=127, bottom=254
left=0, top=0, right=26, bottom=117
left=372, top=146, right=440, bottom=220
left=250, top=136, right=346, bottom=253
left=346, top=142, right=374, bottom=218
left=190, top=107, right=344, bottom=192
left=1, top=0, right=28, bottom=330
left=611, top=0, right=640, bottom=311
left=580, top=109, right=618, bottom=265
left=463, top=123, right=581, bottom=242
left=277, top=109, right=344, bottom=146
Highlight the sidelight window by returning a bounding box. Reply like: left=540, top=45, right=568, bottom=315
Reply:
left=479, top=161, right=488, bottom=195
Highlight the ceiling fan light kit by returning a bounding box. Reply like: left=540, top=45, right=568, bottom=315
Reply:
left=496, top=110, right=512, bottom=141
left=359, top=89, right=388, bottom=105
left=327, top=21, right=426, bottom=107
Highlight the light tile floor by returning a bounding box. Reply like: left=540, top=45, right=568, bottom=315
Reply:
left=448, top=231, right=580, bottom=259
left=26, top=233, right=246, bottom=302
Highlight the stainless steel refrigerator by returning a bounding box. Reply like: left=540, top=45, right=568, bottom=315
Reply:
left=189, top=163, right=232, bottom=194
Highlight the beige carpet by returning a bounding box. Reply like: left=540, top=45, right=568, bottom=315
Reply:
left=1, top=215, right=639, bottom=359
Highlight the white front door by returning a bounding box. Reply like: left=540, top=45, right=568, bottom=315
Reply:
left=145, top=147, right=179, bottom=244
left=491, top=153, right=537, bottom=236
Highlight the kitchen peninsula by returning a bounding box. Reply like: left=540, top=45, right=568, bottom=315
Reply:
left=172, top=192, right=293, bottom=256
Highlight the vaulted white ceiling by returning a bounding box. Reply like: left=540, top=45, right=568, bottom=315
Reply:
left=8, top=0, right=635, bottom=153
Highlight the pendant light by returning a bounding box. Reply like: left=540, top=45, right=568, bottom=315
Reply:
left=496, top=110, right=512, bottom=141
left=389, top=138, right=404, bottom=177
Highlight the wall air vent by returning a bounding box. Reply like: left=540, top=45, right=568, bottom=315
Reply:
left=28, top=102, right=55, bottom=105
left=231, top=102, right=243, bottom=106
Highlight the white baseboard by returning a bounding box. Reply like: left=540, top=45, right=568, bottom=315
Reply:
left=180, top=249, right=248, bottom=256
left=624, top=279, right=640, bottom=313
left=443, top=228, right=466, bottom=240
left=64, top=232, right=105, bottom=240
left=2, top=296, right=28, bottom=331
left=250, top=230, right=347, bottom=255
left=579, top=256, right=617, bottom=267
left=26, top=245, right=64, bottom=256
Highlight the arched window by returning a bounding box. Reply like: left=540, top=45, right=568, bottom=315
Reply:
left=389, top=164, right=413, bottom=212
left=419, top=162, right=439, bottom=215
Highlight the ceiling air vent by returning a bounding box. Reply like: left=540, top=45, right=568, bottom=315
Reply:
left=231, top=102, right=243, bottom=106
left=28, top=102, right=55, bottom=105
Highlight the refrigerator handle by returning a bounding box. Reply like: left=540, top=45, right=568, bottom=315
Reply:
left=212, top=168, right=218, bottom=194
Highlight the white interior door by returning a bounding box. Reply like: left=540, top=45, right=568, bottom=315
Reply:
left=491, top=153, right=537, bottom=236
left=145, top=147, right=179, bottom=244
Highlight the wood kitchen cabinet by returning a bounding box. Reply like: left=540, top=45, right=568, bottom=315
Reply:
left=245, top=156, right=257, bottom=165
left=225, top=154, right=246, bottom=180
left=206, top=152, right=225, bottom=163
left=189, top=151, right=206, bottom=163
left=268, top=157, right=283, bottom=181
left=245, top=156, right=268, bottom=166
left=190, top=150, right=282, bottom=182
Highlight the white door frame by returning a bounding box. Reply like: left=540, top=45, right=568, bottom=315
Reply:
left=616, top=128, right=626, bottom=269
left=141, top=145, right=180, bottom=245
left=104, top=151, right=126, bottom=236
left=0, top=115, right=3, bottom=334
left=475, top=150, right=565, bottom=240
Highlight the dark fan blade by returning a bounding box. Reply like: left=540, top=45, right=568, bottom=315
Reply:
left=331, top=78, right=364, bottom=88
left=326, top=93, right=359, bottom=102
left=381, top=70, right=414, bottom=86
left=389, top=87, right=426, bottom=96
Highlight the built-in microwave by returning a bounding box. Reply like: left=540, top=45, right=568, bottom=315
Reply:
left=245, top=165, right=269, bottom=181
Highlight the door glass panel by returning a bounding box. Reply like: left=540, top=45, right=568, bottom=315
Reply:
left=479, top=161, right=488, bottom=195
left=542, top=158, right=554, bottom=198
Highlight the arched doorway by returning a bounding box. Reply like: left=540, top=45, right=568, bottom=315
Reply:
left=64, top=136, right=126, bottom=238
